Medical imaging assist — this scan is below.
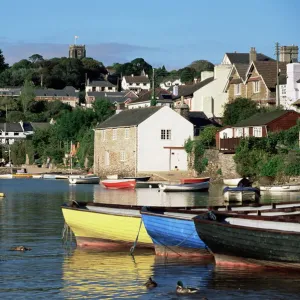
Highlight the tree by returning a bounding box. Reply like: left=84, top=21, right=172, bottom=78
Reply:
left=0, top=49, right=8, bottom=73
left=82, top=57, right=107, bottom=81
left=180, top=67, right=195, bottom=83
left=188, top=60, right=214, bottom=78
left=11, top=59, right=32, bottom=70
left=19, top=79, right=35, bottom=115
left=93, top=98, right=115, bottom=123
left=28, top=54, right=44, bottom=63
left=222, top=97, right=259, bottom=126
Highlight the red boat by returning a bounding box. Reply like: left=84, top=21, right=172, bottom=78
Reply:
left=101, top=179, right=136, bottom=189
left=180, top=177, right=210, bottom=184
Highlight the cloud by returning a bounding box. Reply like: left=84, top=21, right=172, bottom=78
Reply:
left=0, top=41, right=162, bottom=66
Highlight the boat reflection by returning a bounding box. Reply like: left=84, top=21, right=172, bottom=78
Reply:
left=62, top=249, right=213, bottom=299
left=207, top=265, right=300, bottom=293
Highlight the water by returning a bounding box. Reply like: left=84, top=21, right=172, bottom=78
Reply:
left=1, top=179, right=300, bottom=299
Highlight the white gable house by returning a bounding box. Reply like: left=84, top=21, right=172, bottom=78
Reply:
left=94, top=106, right=193, bottom=177
left=121, top=75, right=150, bottom=92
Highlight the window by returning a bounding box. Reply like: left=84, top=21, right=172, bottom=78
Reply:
left=136, top=83, right=140, bottom=86
left=223, top=132, right=228, bottom=138
left=253, top=81, right=260, bottom=93
left=5, top=132, right=8, bottom=136
left=112, top=129, right=117, bottom=140
left=161, top=129, right=171, bottom=140
left=143, top=83, right=147, bottom=86
left=14, top=132, right=19, bottom=136
left=125, top=128, right=129, bottom=139
left=92, top=87, right=96, bottom=92
left=105, top=151, right=110, bottom=166
left=234, top=83, right=241, bottom=95
left=253, top=127, right=262, bottom=137
left=235, top=128, right=243, bottom=137
left=101, top=130, right=106, bottom=141
left=120, top=151, right=126, bottom=161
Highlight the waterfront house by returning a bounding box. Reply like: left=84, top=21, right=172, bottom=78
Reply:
left=216, top=110, right=300, bottom=152
left=94, top=106, right=193, bottom=177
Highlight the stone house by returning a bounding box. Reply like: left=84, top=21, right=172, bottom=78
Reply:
left=216, top=110, right=300, bottom=152
left=94, top=106, right=193, bottom=177
left=121, top=75, right=150, bottom=92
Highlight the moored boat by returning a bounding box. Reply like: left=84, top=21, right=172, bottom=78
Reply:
left=141, top=206, right=212, bottom=258
left=123, top=176, right=151, bottom=182
left=180, top=177, right=210, bottom=184
left=69, top=174, right=99, bottom=184
left=223, top=178, right=243, bottom=186
left=32, top=174, right=43, bottom=179
left=12, top=173, right=32, bottom=178
left=223, top=186, right=260, bottom=202
left=42, top=174, right=57, bottom=179
left=61, top=201, right=153, bottom=250
left=0, top=174, right=13, bottom=179
left=159, top=181, right=209, bottom=192
left=101, top=179, right=136, bottom=189
left=260, top=184, right=300, bottom=192
left=136, top=181, right=160, bottom=188
left=106, top=174, right=118, bottom=180
left=194, top=211, right=300, bottom=270
left=55, top=174, right=69, bottom=180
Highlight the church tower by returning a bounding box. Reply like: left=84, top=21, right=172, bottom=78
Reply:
left=69, top=36, right=86, bottom=59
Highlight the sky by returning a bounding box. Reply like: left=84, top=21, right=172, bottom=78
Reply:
left=0, top=0, right=299, bottom=69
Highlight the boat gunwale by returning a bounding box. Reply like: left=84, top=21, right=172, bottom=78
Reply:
left=194, top=215, right=300, bottom=235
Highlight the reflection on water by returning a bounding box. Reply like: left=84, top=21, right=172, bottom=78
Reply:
left=62, top=249, right=213, bottom=299
left=2, top=179, right=300, bottom=299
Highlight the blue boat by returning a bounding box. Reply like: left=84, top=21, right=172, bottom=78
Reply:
left=140, top=207, right=213, bottom=258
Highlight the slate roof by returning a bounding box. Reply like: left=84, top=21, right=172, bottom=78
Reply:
left=96, top=107, right=163, bottom=129
left=233, top=110, right=295, bottom=127
left=172, top=77, right=214, bottom=99
left=225, top=53, right=274, bottom=64
left=234, top=63, right=249, bottom=81
left=87, top=91, right=138, bottom=104
left=88, top=80, right=116, bottom=88
left=0, top=87, right=22, bottom=96
left=188, top=112, right=221, bottom=128
left=0, top=123, right=23, bottom=132
left=123, top=76, right=150, bottom=83
left=129, top=88, right=172, bottom=104
left=253, top=61, right=287, bottom=89
left=35, top=86, right=79, bottom=97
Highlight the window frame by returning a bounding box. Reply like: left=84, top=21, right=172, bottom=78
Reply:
left=253, top=126, right=262, bottom=137
left=112, top=129, right=117, bottom=140
left=125, top=128, right=129, bottom=139
left=253, top=81, right=260, bottom=93
left=120, top=151, right=126, bottom=162
left=161, top=129, right=171, bottom=140
left=234, top=83, right=241, bottom=95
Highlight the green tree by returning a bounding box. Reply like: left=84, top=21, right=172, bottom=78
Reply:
left=180, top=67, right=195, bottom=83
left=223, top=97, right=259, bottom=126
left=28, top=54, right=44, bottom=63
left=188, top=60, right=214, bottom=77
left=11, top=59, right=32, bottom=70
left=93, top=98, right=115, bottom=123
left=0, top=49, right=8, bottom=73
left=19, top=79, right=35, bottom=115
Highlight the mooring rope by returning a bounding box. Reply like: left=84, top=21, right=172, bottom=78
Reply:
left=130, top=218, right=143, bottom=255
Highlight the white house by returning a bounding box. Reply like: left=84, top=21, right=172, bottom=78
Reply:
left=286, top=63, right=300, bottom=109
left=192, top=64, right=232, bottom=117
left=160, top=77, right=183, bottom=89
left=85, top=79, right=117, bottom=93
left=121, top=75, right=150, bottom=92
left=94, top=106, right=193, bottom=176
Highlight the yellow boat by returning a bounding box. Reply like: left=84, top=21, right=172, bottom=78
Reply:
left=12, top=173, right=33, bottom=178
left=61, top=201, right=154, bottom=250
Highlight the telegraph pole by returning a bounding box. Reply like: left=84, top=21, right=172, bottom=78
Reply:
left=151, top=68, right=156, bottom=106
left=275, top=42, right=280, bottom=106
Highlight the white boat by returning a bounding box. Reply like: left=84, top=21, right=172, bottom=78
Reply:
left=43, top=174, right=57, bottom=179
left=260, top=184, right=300, bottom=192
left=159, top=181, right=209, bottom=192
left=69, top=174, right=99, bottom=184
left=32, top=174, right=42, bottom=179
left=55, top=174, right=69, bottom=180
left=223, top=187, right=260, bottom=202
left=223, top=178, right=242, bottom=186
left=106, top=174, right=118, bottom=180
left=0, top=174, right=13, bottom=179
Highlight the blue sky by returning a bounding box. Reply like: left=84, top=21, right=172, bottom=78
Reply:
left=0, top=0, right=299, bottom=69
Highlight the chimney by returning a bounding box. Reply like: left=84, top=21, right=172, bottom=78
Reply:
left=131, top=74, right=134, bottom=77
left=173, top=85, right=178, bottom=96
left=173, top=96, right=189, bottom=119
left=280, top=45, right=299, bottom=63
left=194, top=78, right=197, bottom=84
left=249, top=47, right=257, bottom=63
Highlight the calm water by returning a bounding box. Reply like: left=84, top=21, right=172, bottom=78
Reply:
left=1, top=179, right=300, bottom=299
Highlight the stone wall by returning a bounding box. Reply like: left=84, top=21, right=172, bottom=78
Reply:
left=193, top=149, right=240, bottom=182
left=94, top=126, right=137, bottom=178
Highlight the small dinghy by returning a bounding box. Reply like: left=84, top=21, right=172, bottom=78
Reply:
left=223, top=186, right=260, bottom=202
left=159, top=181, right=209, bottom=192
left=69, top=174, right=99, bottom=184
left=260, top=184, right=300, bottom=192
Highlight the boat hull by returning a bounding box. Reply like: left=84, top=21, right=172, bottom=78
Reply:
left=69, top=176, right=99, bottom=184
left=223, top=178, right=242, bottom=186
left=159, top=181, right=209, bottom=192
left=260, top=185, right=300, bottom=192
left=0, top=174, right=13, bottom=179
left=101, top=179, right=136, bottom=189
left=141, top=209, right=212, bottom=258
left=123, top=176, right=151, bottom=182
left=180, top=177, right=210, bottom=184
left=223, top=187, right=260, bottom=202
left=194, top=217, right=300, bottom=270
left=62, top=206, right=153, bottom=250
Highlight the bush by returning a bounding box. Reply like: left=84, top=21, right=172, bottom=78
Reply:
left=260, top=155, right=284, bottom=177
left=199, top=126, right=218, bottom=147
